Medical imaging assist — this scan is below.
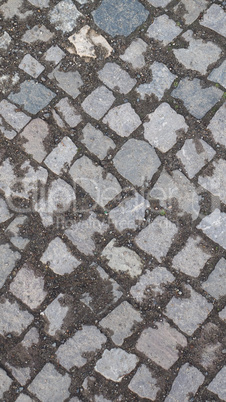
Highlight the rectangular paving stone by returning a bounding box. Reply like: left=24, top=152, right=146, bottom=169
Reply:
left=197, top=209, right=226, bottom=250
left=55, top=97, right=82, bottom=127
left=44, top=45, right=65, bottom=65
left=147, top=14, right=182, bottom=45
left=48, top=67, right=83, bottom=99
left=128, top=364, right=160, bottom=400
left=103, top=103, right=141, bottom=137
left=208, top=60, right=226, bottom=89
left=19, top=118, right=49, bottom=163
left=200, top=4, right=226, bottom=38
left=0, top=298, right=33, bottom=336
left=202, top=257, right=226, bottom=300
left=0, top=243, right=20, bottom=288
left=81, top=123, right=115, bottom=160
left=98, top=62, right=136, bottom=94
left=42, top=293, right=69, bottom=337
left=44, top=136, right=77, bottom=175
left=82, top=86, right=115, bottom=120
left=0, top=100, right=31, bottom=131
left=19, top=54, right=45, bottom=78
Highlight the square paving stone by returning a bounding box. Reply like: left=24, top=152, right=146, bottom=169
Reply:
left=208, top=60, right=226, bottom=89
left=208, top=104, right=226, bottom=147
left=136, top=320, right=187, bottom=369
left=48, top=67, right=83, bottom=99
left=49, top=0, right=82, bottom=33
left=135, top=216, right=178, bottom=262
left=0, top=298, right=33, bottom=336
left=41, top=237, right=81, bottom=275
left=165, top=363, right=204, bottom=402
left=56, top=326, right=107, bottom=369
left=20, top=118, right=49, bottom=163
left=0, top=99, right=31, bottom=131
left=128, top=364, right=160, bottom=400
left=143, top=103, right=188, bottom=152
left=171, top=77, right=223, bottom=119
left=92, top=0, right=149, bottom=37
left=19, top=54, right=45, bottom=78
left=95, top=348, right=139, bottom=382
left=147, top=14, right=182, bottom=45
left=202, top=258, right=226, bottom=300
left=44, top=136, right=77, bottom=175
left=197, top=209, right=226, bottom=250
left=44, top=45, right=65, bottom=65
left=0, top=368, right=12, bottom=399
left=10, top=264, right=47, bottom=309
left=98, top=63, right=136, bottom=94
left=82, top=86, right=115, bottom=120
left=81, top=123, right=115, bottom=160
left=198, top=159, right=226, bottom=205
left=176, top=138, right=216, bottom=179
left=113, top=138, right=161, bottom=186
left=120, top=38, right=147, bottom=69
left=55, top=97, right=82, bottom=127
left=8, top=80, right=56, bottom=115
left=165, top=285, right=213, bottom=335
left=0, top=243, right=20, bottom=288
left=22, top=25, right=54, bottom=43
left=103, top=103, right=141, bottom=137
left=43, top=293, right=69, bottom=337
left=207, top=366, right=226, bottom=401
left=28, top=363, right=71, bottom=402
left=200, top=4, right=226, bottom=38
left=172, top=236, right=212, bottom=277
left=99, top=301, right=142, bottom=346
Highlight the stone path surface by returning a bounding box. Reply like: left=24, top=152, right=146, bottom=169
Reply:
left=0, top=0, right=225, bottom=401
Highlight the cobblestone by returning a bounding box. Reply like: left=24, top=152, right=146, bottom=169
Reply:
left=200, top=4, right=226, bottom=38
left=202, top=257, right=226, bottom=299
left=0, top=298, right=33, bottom=336
left=81, top=123, right=115, bottom=159
left=19, top=54, right=45, bottom=78
left=198, top=159, right=226, bottom=204
left=0, top=243, right=20, bottom=288
left=0, top=368, right=12, bottom=399
left=120, top=39, right=147, bottom=69
left=98, top=63, right=136, bottom=94
left=208, top=104, right=226, bottom=147
left=82, top=86, right=115, bottom=120
left=103, top=103, right=141, bottom=137
left=147, top=14, right=182, bottom=46
left=19, top=118, right=49, bottom=163
left=197, top=209, right=226, bottom=250
left=128, top=364, right=160, bottom=400
left=208, top=60, right=226, bottom=89
left=207, top=366, right=226, bottom=400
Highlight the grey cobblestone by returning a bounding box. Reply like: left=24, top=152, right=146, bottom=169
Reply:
left=207, top=366, right=226, bottom=400
left=103, top=103, right=141, bottom=137
left=128, top=364, right=160, bottom=400
left=202, top=258, right=226, bottom=299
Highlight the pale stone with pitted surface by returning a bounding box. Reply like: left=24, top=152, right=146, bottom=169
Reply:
left=103, top=103, right=141, bottom=137
left=202, top=258, right=226, bottom=299
left=200, top=4, right=226, bottom=38
left=207, top=366, right=226, bottom=401
left=198, top=159, right=226, bottom=205
left=197, top=209, right=226, bottom=250
left=208, top=104, right=226, bottom=147
left=0, top=298, right=33, bottom=336
left=0, top=368, right=12, bottom=399
left=82, top=86, right=115, bottom=120
left=147, top=14, right=182, bottom=45
left=129, top=364, right=160, bottom=400
left=0, top=243, right=20, bottom=288
left=19, top=54, right=45, bottom=78
left=44, top=136, right=77, bottom=175
left=98, top=63, right=136, bottom=94
left=81, top=123, right=115, bottom=160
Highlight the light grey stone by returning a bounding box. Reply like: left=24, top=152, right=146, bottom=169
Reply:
left=0, top=31, right=11, bottom=49
left=109, top=192, right=150, bottom=232
left=49, top=0, right=82, bottom=32
left=43, top=294, right=68, bottom=337
left=0, top=100, right=31, bottom=131
left=207, top=366, right=226, bottom=401
left=27, top=0, right=49, bottom=7
left=174, top=0, right=208, bottom=25
left=177, top=138, right=216, bottom=179
left=44, top=45, right=65, bottom=65
left=81, top=123, right=115, bottom=159
left=48, top=67, right=83, bottom=99
left=197, top=209, right=226, bottom=250
left=44, top=136, right=77, bottom=175
left=6, top=364, right=30, bottom=387
left=19, top=54, right=45, bottom=78
left=22, top=327, right=39, bottom=347
left=0, top=243, right=20, bottom=288
left=69, top=155, right=121, bottom=208
left=0, top=196, right=13, bottom=223
left=172, top=77, right=223, bottom=119
left=198, top=159, right=226, bottom=205
left=95, top=348, right=139, bottom=382
left=172, top=236, right=211, bottom=277
left=41, top=237, right=81, bottom=275
left=219, top=306, right=226, bottom=321
left=143, top=103, right=188, bottom=152
left=0, top=116, right=17, bottom=139
left=0, top=298, right=33, bottom=336
left=15, top=394, right=34, bottom=402
left=136, top=320, right=187, bottom=369
left=201, top=341, right=222, bottom=370
left=130, top=267, right=175, bottom=302
left=208, top=104, right=226, bottom=147
left=99, top=301, right=142, bottom=346
left=120, top=38, right=147, bottom=69
left=98, top=63, right=136, bottom=94
left=165, top=285, right=213, bottom=335
left=137, top=62, right=176, bottom=101
left=103, top=103, right=141, bottom=137
left=52, top=109, right=65, bottom=128
left=22, top=25, right=54, bottom=43
left=0, top=368, right=12, bottom=399
left=82, top=86, right=115, bottom=120
left=55, top=97, right=81, bottom=127
left=147, top=0, right=171, bottom=6
left=102, top=239, right=143, bottom=278
left=128, top=364, right=160, bottom=400
left=20, top=118, right=49, bottom=163
left=0, top=72, right=19, bottom=95
left=147, top=14, right=182, bottom=45
left=6, top=215, right=29, bottom=249
left=135, top=216, right=178, bottom=262
left=10, top=265, right=47, bottom=309
left=113, top=139, right=161, bottom=186
left=165, top=363, right=205, bottom=402
left=57, top=325, right=107, bottom=369
left=0, top=0, right=32, bottom=19
left=173, top=30, right=221, bottom=74
left=65, top=212, right=108, bottom=255
left=200, top=4, right=226, bottom=38
left=202, top=258, right=226, bottom=299
left=28, top=363, right=71, bottom=402
left=208, top=60, right=226, bottom=88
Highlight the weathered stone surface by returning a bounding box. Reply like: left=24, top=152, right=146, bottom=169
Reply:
left=22, top=25, right=54, bottom=43
left=198, top=159, right=226, bottom=205
left=44, top=136, right=77, bottom=175
left=174, top=0, right=208, bottom=25
left=41, top=237, right=81, bottom=275
left=0, top=368, right=12, bottom=399
left=69, top=155, right=121, bottom=207
left=103, top=103, right=141, bottom=137
left=48, top=67, right=83, bottom=99
left=82, top=86, right=115, bottom=120
left=208, top=60, right=226, bottom=89
left=165, top=363, right=204, bottom=402
left=113, top=139, right=161, bottom=186
left=81, top=123, right=115, bottom=159
left=100, top=301, right=142, bottom=346
left=49, top=0, right=82, bottom=32
left=10, top=265, right=47, bottom=309
left=137, top=320, right=187, bottom=369
left=55, top=97, right=81, bottom=128
left=0, top=0, right=32, bottom=19
left=202, top=258, right=226, bottom=299
left=102, top=239, right=143, bottom=278
left=0, top=116, right=17, bottom=139
left=172, top=236, right=211, bottom=277
left=28, top=363, right=71, bottom=402
left=95, top=348, right=139, bottom=382
left=92, top=0, right=149, bottom=37
left=208, top=104, right=226, bottom=147
left=166, top=285, right=213, bottom=335
left=56, top=326, right=107, bottom=369
left=0, top=31, right=11, bottom=49
left=0, top=243, right=20, bottom=288
left=44, top=45, right=65, bottom=65
left=143, top=103, right=188, bottom=152
left=200, top=4, right=226, bottom=38
left=0, top=196, right=13, bottom=223
left=0, top=298, right=33, bottom=336
left=207, top=366, right=226, bottom=401
left=6, top=215, right=29, bottom=250
left=19, top=54, right=45, bottom=78
left=177, top=138, right=216, bottom=179
left=219, top=306, right=226, bottom=321
left=42, top=294, right=68, bottom=337
left=0, top=100, right=31, bottom=131
left=147, top=0, right=171, bottom=6
left=197, top=209, right=226, bottom=250
left=135, top=216, right=178, bottom=261
left=128, top=364, right=160, bottom=400
left=131, top=267, right=175, bottom=302
left=172, top=78, right=223, bottom=119
left=120, top=38, right=147, bottom=69
left=27, top=0, right=49, bottom=8
left=20, top=118, right=49, bottom=163
left=147, top=14, right=182, bottom=45
left=98, top=63, right=136, bottom=94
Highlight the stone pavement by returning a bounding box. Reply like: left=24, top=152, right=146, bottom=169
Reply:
left=0, top=0, right=225, bottom=400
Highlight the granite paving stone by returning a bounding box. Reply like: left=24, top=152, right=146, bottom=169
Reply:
left=173, top=0, right=208, bottom=25
left=128, top=364, right=160, bottom=400
left=98, top=63, right=136, bottom=94
left=49, top=0, right=82, bottom=33
left=0, top=196, right=13, bottom=223
left=21, top=25, right=54, bottom=43
left=0, top=298, right=33, bottom=336
left=207, top=366, right=226, bottom=401
left=147, top=14, right=182, bottom=45
left=0, top=244, right=20, bottom=288
left=0, top=31, right=12, bottom=49
left=120, top=38, right=147, bottom=69
left=200, top=4, right=226, bottom=38
left=202, top=258, right=226, bottom=300
left=0, top=0, right=32, bottom=19
left=198, top=159, right=226, bottom=205
left=55, top=97, right=82, bottom=127
left=208, top=60, right=226, bottom=89
left=147, top=0, right=171, bottom=6
left=208, top=104, right=226, bottom=147
left=19, top=54, right=45, bottom=78
left=19, top=118, right=49, bottom=163
left=81, top=123, right=116, bottom=159
left=44, top=45, right=65, bottom=65
left=27, top=0, right=49, bottom=8
left=42, top=293, right=69, bottom=337
left=6, top=215, right=29, bottom=249
left=48, top=67, right=83, bottom=99
left=103, top=103, right=141, bottom=137
left=15, top=395, right=34, bottom=402
left=44, top=136, right=77, bottom=175
left=197, top=209, right=226, bottom=250
left=82, top=86, right=115, bottom=120
left=0, top=368, right=12, bottom=399
left=0, top=99, right=31, bottom=131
